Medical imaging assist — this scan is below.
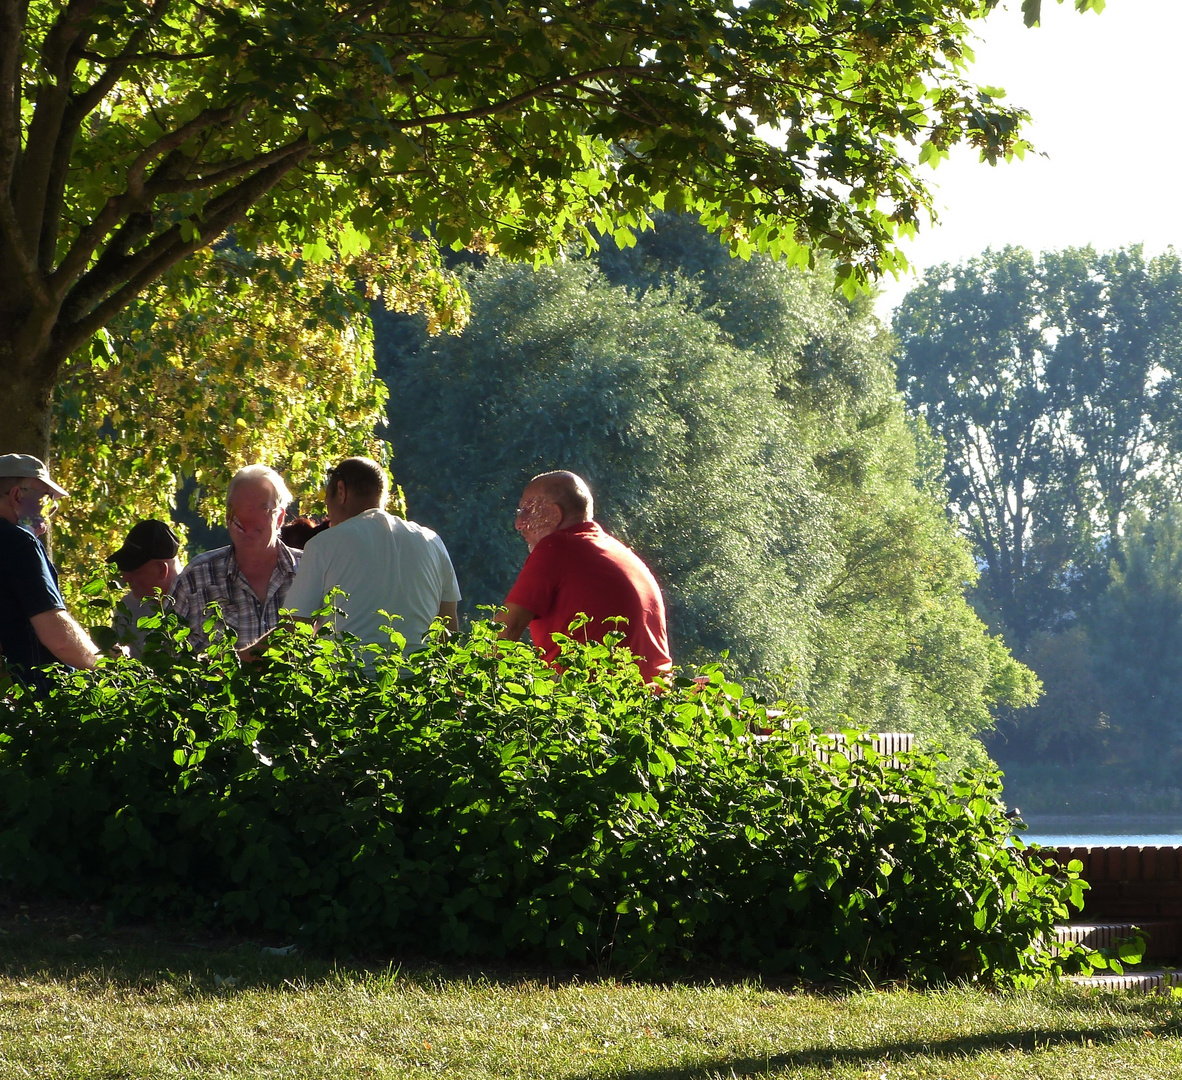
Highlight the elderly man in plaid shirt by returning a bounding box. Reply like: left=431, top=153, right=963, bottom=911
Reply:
left=172, top=464, right=301, bottom=650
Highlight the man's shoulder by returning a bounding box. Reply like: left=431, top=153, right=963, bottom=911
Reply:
left=391, top=513, right=440, bottom=541
left=179, top=545, right=233, bottom=573
left=173, top=546, right=234, bottom=591
left=518, top=527, right=579, bottom=576
left=278, top=541, right=301, bottom=569
left=0, top=520, right=54, bottom=575
left=117, top=589, right=143, bottom=615
left=366, top=511, right=443, bottom=547
left=312, top=512, right=446, bottom=558
left=305, top=511, right=384, bottom=549
left=544, top=522, right=652, bottom=573
left=0, top=519, right=43, bottom=553
left=117, top=589, right=173, bottom=621
left=297, top=514, right=386, bottom=565
left=539, top=521, right=611, bottom=554
left=296, top=524, right=343, bottom=567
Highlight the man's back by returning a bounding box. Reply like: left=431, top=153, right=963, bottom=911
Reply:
left=285, top=508, right=460, bottom=648
left=506, top=521, right=671, bottom=679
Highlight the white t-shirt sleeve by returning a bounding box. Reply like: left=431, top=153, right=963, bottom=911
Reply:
left=432, top=533, right=461, bottom=603
left=282, top=538, right=329, bottom=618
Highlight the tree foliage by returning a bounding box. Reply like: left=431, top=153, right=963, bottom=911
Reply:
left=1040, top=247, right=1182, bottom=538
left=990, top=626, right=1109, bottom=768
left=4, top=0, right=1056, bottom=454
left=996, top=504, right=1182, bottom=801
left=1089, top=506, right=1182, bottom=776
left=897, top=247, right=1182, bottom=794
left=51, top=244, right=393, bottom=592
left=894, top=244, right=1182, bottom=643
left=382, top=221, right=1037, bottom=766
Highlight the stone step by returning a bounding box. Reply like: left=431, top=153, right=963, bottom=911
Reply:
left=1066, top=970, right=1182, bottom=993
left=1054, top=920, right=1181, bottom=959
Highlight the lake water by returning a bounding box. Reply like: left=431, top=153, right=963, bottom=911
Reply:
left=1022, top=834, right=1182, bottom=847
left=1016, top=815, right=1182, bottom=847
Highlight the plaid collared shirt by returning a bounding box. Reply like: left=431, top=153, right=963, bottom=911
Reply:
left=171, top=542, right=301, bottom=649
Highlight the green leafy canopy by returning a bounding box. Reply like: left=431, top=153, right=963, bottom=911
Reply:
left=895, top=243, right=1182, bottom=644
left=3, top=0, right=1068, bottom=452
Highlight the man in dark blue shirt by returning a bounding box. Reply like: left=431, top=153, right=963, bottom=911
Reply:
left=0, top=455, right=100, bottom=691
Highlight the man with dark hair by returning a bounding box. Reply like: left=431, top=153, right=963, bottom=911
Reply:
left=280, top=456, right=460, bottom=654
left=325, top=456, right=387, bottom=505
left=108, top=519, right=182, bottom=658
left=0, top=454, right=100, bottom=690
left=500, top=470, right=672, bottom=682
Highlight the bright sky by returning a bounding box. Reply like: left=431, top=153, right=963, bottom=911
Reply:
left=875, top=0, right=1182, bottom=323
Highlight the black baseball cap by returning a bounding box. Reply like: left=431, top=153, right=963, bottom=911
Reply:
left=107, top=519, right=180, bottom=573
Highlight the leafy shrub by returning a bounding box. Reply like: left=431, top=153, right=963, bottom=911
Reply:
left=0, top=614, right=1087, bottom=983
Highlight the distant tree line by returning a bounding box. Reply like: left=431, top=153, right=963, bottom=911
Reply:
left=377, top=216, right=1037, bottom=771
left=895, top=245, right=1182, bottom=791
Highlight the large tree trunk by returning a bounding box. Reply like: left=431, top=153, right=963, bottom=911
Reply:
left=0, top=297, right=63, bottom=461
left=1, top=365, right=56, bottom=460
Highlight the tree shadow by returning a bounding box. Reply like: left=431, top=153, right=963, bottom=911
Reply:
left=563, top=1020, right=1182, bottom=1080
left=4, top=895, right=1182, bottom=1049
left=0, top=896, right=819, bottom=995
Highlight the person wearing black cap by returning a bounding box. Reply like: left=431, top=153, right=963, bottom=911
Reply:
left=108, top=519, right=182, bottom=658
left=0, top=453, right=101, bottom=691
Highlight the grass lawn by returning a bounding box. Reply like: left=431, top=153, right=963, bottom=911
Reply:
left=2, top=902, right=1181, bottom=1079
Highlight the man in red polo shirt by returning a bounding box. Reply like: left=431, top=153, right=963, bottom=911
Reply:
left=499, top=471, right=672, bottom=681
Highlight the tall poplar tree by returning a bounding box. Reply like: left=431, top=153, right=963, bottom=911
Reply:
left=895, top=244, right=1182, bottom=642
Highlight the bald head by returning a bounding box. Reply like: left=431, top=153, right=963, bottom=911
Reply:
left=529, top=471, right=594, bottom=524
left=515, top=470, right=594, bottom=550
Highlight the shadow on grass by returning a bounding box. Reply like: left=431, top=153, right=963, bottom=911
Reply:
left=0, top=898, right=818, bottom=995
left=5, top=921, right=1182, bottom=1080
left=4, top=899, right=1182, bottom=1057
left=0, top=913, right=653, bottom=997
left=563, top=1021, right=1182, bottom=1079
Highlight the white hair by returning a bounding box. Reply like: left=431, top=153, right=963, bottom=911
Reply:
left=227, top=464, right=292, bottom=510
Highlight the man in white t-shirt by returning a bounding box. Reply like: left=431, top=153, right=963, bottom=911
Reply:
left=279, top=457, right=460, bottom=653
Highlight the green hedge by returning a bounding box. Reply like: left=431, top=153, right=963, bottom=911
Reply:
left=0, top=615, right=1091, bottom=983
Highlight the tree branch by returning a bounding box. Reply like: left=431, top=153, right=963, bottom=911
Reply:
left=53, top=141, right=313, bottom=361
left=40, top=53, right=151, bottom=275
left=50, top=133, right=304, bottom=300
left=390, top=64, right=651, bottom=129
left=76, top=47, right=218, bottom=62
left=0, top=191, right=51, bottom=307
left=0, top=0, right=26, bottom=192
left=144, top=141, right=309, bottom=195
left=126, top=103, right=247, bottom=198
left=71, top=139, right=253, bottom=296
left=13, top=0, right=103, bottom=257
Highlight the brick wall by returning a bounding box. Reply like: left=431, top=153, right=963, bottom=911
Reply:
left=1046, top=846, right=1182, bottom=921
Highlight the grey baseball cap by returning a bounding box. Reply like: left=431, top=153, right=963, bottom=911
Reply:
left=0, top=454, right=68, bottom=497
